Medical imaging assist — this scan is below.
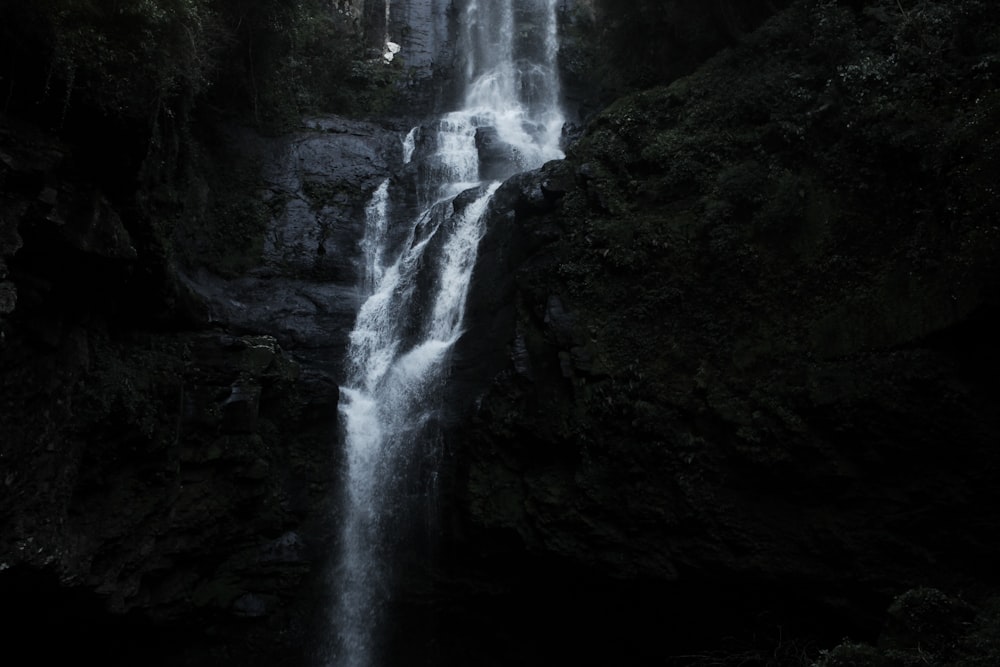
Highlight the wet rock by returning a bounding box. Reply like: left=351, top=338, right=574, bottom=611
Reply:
left=452, top=183, right=493, bottom=215
left=390, top=0, right=453, bottom=80
left=540, top=161, right=574, bottom=198
left=220, top=384, right=262, bottom=434
left=180, top=116, right=398, bottom=366
left=476, top=126, right=520, bottom=181
left=256, top=117, right=397, bottom=281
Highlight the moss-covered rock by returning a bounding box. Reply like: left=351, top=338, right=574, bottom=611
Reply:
left=816, top=589, right=1000, bottom=667
left=448, top=0, right=1000, bottom=662
left=0, top=112, right=339, bottom=666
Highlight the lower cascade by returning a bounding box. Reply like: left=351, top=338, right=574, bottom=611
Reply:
left=328, top=1, right=565, bottom=665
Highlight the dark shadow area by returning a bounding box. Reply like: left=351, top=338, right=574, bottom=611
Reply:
left=387, top=550, right=886, bottom=667
left=0, top=567, right=174, bottom=666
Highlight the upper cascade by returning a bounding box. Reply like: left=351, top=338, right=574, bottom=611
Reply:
left=457, top=0, right=565, bottom=174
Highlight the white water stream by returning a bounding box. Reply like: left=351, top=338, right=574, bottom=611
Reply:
left=330, top=2, right=564, bottom=665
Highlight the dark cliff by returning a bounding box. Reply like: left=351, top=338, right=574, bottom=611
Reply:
left=445, top=0, right=1000, bottom=664
left=2, top=0, right=1000, bottom=665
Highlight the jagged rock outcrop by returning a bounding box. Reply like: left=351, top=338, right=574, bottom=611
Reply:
left=442, top=0, right=1000, bottom=663
left=180, top=116, right=400, bottom=373
left=0, top=112, right=349, bottom=667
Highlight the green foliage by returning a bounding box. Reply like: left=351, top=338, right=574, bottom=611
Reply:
left=508, top=0, right=1000, bottom=502
left=210, top=0, right=390, bottom=129
left=36, top=0, right=221, bottom=122
left=75, top=332, right=189, bottom=443
left=884, top=588, right=976, bottom=656
left=167, top=152, right=271, bottom=277
left=958, top=598, right=1000, bottom=667
left=588, top=0, right=791, bottom=92
left=1, top=0, right=398, bottom=133
left=815, top=590, right=1000, bottom=667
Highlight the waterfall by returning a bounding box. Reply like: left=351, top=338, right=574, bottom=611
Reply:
left=330, top=1, right=564, bottom=665
left=401, top=128, right=417, bottom=165
left=360, top=180, right=390, bottom=292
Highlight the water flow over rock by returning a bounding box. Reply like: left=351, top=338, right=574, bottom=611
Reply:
left=329, top=1, right=564, bottom=665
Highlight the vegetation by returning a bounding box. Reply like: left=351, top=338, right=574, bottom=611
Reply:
left=0, top=0, right=395, bottom=132
left=574, top=0, right=792, bottom=95
left=467, top=1, right=999, bottom=662
left=0, top=0, right=406, bottom=278
left=816, top=590, right=1000, bottom=667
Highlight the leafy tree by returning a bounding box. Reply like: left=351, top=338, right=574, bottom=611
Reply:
left=590, top=0, right=790, bottom=90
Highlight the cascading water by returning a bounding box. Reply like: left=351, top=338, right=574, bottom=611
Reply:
left=329, top=1, right=564, bottom=665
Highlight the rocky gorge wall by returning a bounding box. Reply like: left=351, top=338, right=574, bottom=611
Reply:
left=2, top=0, right=1000, bottom=665
left=440, top=0, right=1000, bottom=664
left=0, top=114, right=362, bottom=665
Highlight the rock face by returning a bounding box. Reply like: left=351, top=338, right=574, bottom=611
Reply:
left=391, top=0, right=453, bottom=80
left=0, top=112, right=355, bottom=664
left=365, top=0, right=461, bottom=118
left=436, top=0, right=1000, bottom=663
left=180, top=116, right=400, bottom=375
left=0, top=107, right=413, bottom=666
